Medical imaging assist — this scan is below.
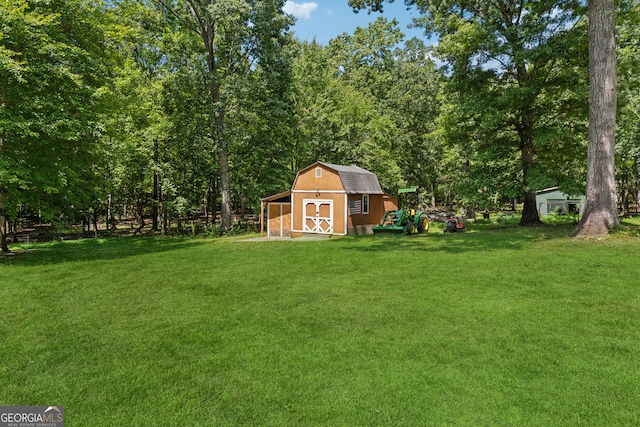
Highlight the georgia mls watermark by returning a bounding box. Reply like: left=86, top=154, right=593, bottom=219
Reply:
left=0, top=406, right=64, bottom=427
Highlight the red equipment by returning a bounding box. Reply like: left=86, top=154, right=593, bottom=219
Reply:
left=444, top=216, right=466, bottom=233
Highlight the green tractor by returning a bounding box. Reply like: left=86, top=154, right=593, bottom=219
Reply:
left=372, top=188, right=429, bottom=236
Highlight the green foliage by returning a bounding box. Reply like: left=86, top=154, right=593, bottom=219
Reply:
left=228, top=0, right=298, bottom=206
left=291, top=38, right=404, bottom=192
left=328, top=17, right=404, bottom=98
left=385, top=39, right=447, bottom=205
left=432, top=0, right=587, bottom=217
left=350, top=0, right=591, bottom=220
left=0, top=0, right=119, bottom=222
left=150, top=0, right=296, bottom=220
left=616, top=0, right=640, bottom=213
left=291, top=21, right=451, bottom=199
left=2, top=0, right=638, bottom=235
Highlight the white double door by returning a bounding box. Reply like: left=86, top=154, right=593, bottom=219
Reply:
left=302, top=199, right=333, bottom=234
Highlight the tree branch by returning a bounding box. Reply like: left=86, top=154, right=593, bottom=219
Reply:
left=155, top=0, right=199, bottom=34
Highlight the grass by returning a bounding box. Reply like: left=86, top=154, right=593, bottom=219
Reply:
left=1, top=222, right=639, bottom=426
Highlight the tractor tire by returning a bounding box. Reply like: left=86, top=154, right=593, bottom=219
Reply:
left=405, top=221, right=414, bottom=235
left=417, top=215, right=429, bottom=233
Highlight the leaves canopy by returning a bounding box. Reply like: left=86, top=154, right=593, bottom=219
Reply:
left=350, top=0, right=589, bottom=221
left=1, top=0, right=118, bottom=222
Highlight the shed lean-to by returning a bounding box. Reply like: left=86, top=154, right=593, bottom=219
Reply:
left=261, top=191, right=291, bottom=237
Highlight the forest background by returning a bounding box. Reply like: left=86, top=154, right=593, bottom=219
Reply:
left=1, top=0, right=639, bottom=244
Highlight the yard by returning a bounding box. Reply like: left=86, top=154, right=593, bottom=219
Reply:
left=1, top=220, right=639, bottom=426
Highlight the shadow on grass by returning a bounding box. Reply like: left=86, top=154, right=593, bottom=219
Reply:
left=0, top=222, right=591, bottom=266
left=0, top=236, right=206, bottom=267
left=332, top=223, right=576, bottom=254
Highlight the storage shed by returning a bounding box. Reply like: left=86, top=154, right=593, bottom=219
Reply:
left=536, top=187, right=585, bottom=217
left=261, top=162, right=397, bottom=238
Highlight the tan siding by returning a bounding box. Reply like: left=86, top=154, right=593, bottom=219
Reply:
left=369, top=194, right=390, bottom=224
left=347, top=194, right=389, bottom=227
left=281, top=204, right=291, bottom=237
left=267, top=203, right=291, bottom=237
left=293, top=165, right=344, bottom=192
left=283, top=163, right=397, bottom=237
left=292, top=192, right=346, bottom=235
left=383, top=195, right=398, bottom=211
left=333, top=194, right=346, bottom=234
left=268, top=204, right=281, bottom=237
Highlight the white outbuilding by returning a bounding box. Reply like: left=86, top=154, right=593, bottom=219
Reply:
left=535, top=187, right=585, bottom=217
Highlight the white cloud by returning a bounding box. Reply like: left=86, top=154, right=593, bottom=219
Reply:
left=283, top=1, right=318, bottom=20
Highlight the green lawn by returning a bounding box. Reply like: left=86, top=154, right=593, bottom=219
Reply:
left=1, top=222, right=639, bottom=426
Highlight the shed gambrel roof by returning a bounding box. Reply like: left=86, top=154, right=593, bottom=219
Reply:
left=318, top=162, right=384, bottom=194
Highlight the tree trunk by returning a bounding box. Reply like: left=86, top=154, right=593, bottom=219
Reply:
left=152, top=138, right=159, bottom=231
left=207, top=176, right=217, bottom=225
left=163, top=209, right=169, bottom=235
left=518, top=115, right=543, bottom=226
left=92, top=212, right=98, bottom=238
left=218, top=133, right=232, bottom=234
left=430, top=183, right=436, bottom=209
left=134, top=200, right=145, bottom=236
left=107, top=194, right=113, bottom=231
left=209, top=75, right=231, bottom=234
left=572, top=0, right=619, bottom=237
left=621, top=175, right=629, bottom=216
left=0, top=106, right=8, bottom=252
left=466, top=205, right=476, bottom=220
left=0, top=213, right=9, bottom=253
left=159, top=183, right=166, bottom=236
left=520, top=189, right=541, bottom=225
left=197, top=13, right=231, bottom=235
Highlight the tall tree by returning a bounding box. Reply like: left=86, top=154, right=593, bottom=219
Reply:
left=616, top=0, right=640, bottom=215
left=328, top=17, right=404, bottom=99
left=291, top=38, right=403, bottom=191
left=154, top=0, right=238, bottom=233
left=154, top=0, right=292, bottom=234
left=102, top=0, right=173, bottom=233
left=386, top=39, right=444, bottom=207
left=0, top=0, right=116, bottom=251
left=227, top=0, right=296, bottom=209
left=571, top=0, right=619, bottom=236
left=350, top=0, right=587, bottom=225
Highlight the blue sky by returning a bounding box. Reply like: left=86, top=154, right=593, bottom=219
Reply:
left=283, top=0, right=430, bottom=46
